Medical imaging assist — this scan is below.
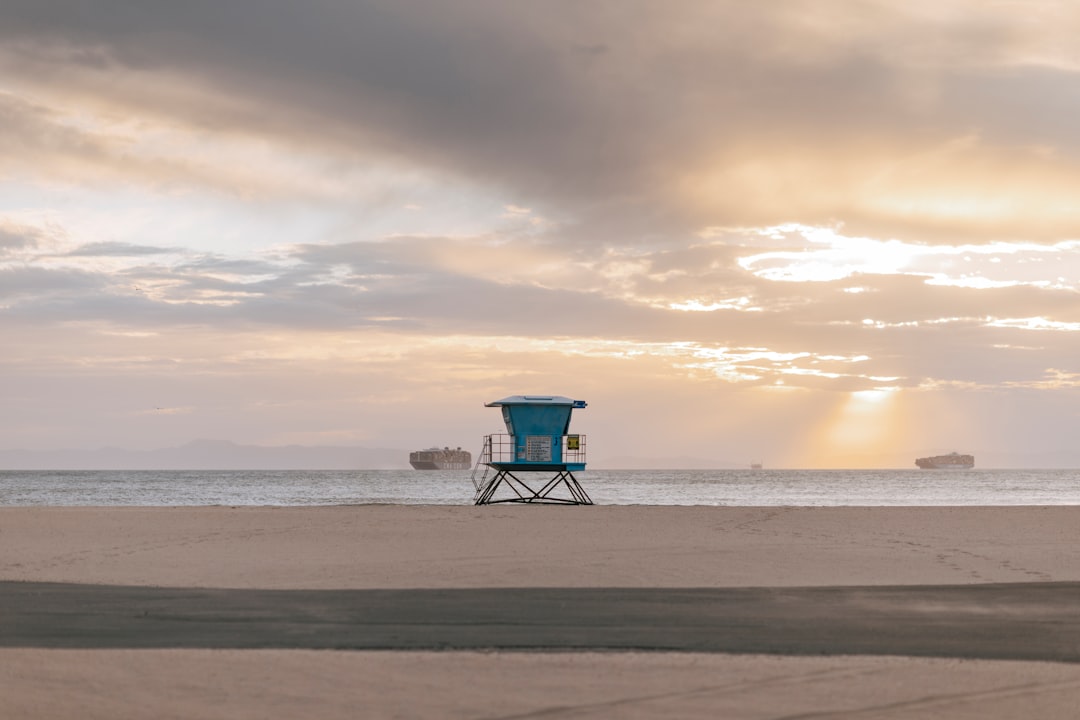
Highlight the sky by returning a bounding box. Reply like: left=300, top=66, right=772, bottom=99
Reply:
left=2, top=1, right=1080, bottom=468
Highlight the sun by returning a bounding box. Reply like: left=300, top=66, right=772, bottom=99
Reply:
left=852, top=388, right=894, bottom=403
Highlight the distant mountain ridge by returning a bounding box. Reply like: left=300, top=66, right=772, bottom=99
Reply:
left=4, top=441, right=1079, bottom=471
left=0, top=439, right=409, bottom=470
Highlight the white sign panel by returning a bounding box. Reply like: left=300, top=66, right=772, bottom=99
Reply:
left=525, top=435, right=552, bottom=462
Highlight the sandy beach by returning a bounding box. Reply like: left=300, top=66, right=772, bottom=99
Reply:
left=4, top=505, right=1080, bottom=718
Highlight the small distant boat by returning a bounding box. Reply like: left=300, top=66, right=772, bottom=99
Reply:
left=915, top=452, right=974, bottom=469
left=750, top=462, right=763, bottom=470
left=409, top=446, right=472, bottom=470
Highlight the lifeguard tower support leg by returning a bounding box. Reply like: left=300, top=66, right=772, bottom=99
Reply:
left=474, top=469, right=592, bottom=505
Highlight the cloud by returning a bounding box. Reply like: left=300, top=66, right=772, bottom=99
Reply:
left=5, top=2, right=1080, bottom=241
left=3, top=222, right=1078, bottom=402
left=0, top=265, right=105, bottom=301
left=0, top=223, right=41, bottom=253
left=64, top=242, right=183, bottom=257
left=3, top=1, right=1080, bottom=460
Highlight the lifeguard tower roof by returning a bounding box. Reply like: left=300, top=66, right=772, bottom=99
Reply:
left=485, top=395, right=587, bottom=408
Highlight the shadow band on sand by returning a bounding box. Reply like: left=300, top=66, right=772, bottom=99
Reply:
left=3, top=581, right=1080, bottom=662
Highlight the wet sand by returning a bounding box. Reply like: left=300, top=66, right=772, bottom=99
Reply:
left=5, top=581, right=1080, bottom=661
left=4, top=505, right=1080, bottom=718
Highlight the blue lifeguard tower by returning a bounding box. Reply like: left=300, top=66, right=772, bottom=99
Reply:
left=472, top=395, right=592, bottom=505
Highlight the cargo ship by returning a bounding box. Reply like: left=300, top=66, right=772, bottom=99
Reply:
left=915, top=452, right=974, bottom=469
left=409, top=446, right=472, bottom=470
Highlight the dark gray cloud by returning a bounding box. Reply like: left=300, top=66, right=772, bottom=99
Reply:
left=942, top=66, right=1080, bottom=159
left=65, top=242, right=183, bottom=257
left=0, top=92, right=114, bottom=167
left=0, top=225, right=40, bottom=253
left=4, top=2, right=1076, bottom=240
left=0, top=266, right=107, bottom=302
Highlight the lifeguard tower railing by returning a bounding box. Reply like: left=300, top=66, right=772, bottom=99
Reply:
left=474, top=433, right=587, bottom=470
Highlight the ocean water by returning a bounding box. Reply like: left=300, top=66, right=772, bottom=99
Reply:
left=1, top=468, right=1078, bottom=506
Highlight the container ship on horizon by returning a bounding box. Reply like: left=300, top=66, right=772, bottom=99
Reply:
left=409, top=446, right=472, bottom=470
left=915, top=452, right=974, bottom=469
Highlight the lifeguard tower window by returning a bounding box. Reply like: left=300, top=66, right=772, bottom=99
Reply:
left=501, top=407, right=513, bottom=436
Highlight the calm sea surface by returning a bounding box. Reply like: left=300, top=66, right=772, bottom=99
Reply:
left=1, top=468, right=1078, bottom=506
